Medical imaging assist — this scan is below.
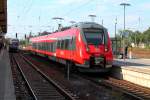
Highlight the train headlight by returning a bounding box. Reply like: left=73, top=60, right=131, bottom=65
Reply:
left=86, top=46, right=89, bottom=52
left=105, top=46, right=108, bottom=52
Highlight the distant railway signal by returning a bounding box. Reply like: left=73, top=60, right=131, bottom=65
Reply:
left=16, top=33, right=18, bottom=38
left=25, top=34, right=26, bottom=39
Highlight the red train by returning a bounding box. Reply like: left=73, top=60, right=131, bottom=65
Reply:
left=27, top=22, right=113, bottom=72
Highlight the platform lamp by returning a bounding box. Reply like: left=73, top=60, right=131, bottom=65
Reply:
left=120, top=2, right=131, bottom=60
left=88, top=14, right=96, bottom=22
left=70, top=21, right=76, bottom=25
left=52, top=17, right=64, bottom=31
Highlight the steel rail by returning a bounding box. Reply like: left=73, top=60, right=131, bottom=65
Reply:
left=12, top=54, right=38, bottom=100
left=21, top=54, right=77, bottom=100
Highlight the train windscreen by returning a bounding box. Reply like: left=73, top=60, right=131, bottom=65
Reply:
left=83, top=28, right=104, bottom=45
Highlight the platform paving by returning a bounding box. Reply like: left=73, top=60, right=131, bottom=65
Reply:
left=112, top=58, right=150, bottom=88
left=113, top=59, right=150, bottom=66
left=0, top=49, right=16, bottom=100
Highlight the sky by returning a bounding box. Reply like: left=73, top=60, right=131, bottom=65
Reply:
left=6, top=0, right=150, bottom=39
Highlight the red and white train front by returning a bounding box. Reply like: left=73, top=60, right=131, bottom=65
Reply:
left=74, top=22, right=113, bottom=72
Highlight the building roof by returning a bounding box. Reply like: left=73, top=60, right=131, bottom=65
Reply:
left=0, top=0, right=7, bottom=34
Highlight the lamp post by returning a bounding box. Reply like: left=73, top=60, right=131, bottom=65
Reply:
left=120, top=2, right=131, bottom=59
left=88, top=14, right=96, bottom=22
left=115, top=17, right=117, bottom=55
left=70, top=21, right=76, bottom=25
left=52, top=17, right=64, bottom=31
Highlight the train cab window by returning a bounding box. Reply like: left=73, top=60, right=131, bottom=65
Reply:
left=104, top=29, right=108, bottom=46
left=83, top=28, right=104, bottom=45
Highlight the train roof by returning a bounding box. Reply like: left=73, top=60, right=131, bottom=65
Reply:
left=73, top=22, right=107, bottom=30
left=30, top=22, right=108, bottom=42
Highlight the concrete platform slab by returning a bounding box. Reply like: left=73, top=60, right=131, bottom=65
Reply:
left=112, top=59, right=150, bottom=88
left=0, top=49, right=16, bottom=100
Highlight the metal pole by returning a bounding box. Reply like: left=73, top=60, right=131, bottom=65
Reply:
left=123, top=5, right=125, bottom=60
left=115, top=17, right=117, bottom=55
left=120, top=3, right=131, bottom=60
left=124, top=6, right=126, bottom=30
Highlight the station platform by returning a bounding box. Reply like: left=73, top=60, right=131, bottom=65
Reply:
left=0, top=49, right=16, bottom=100
left=112, top=59, right=150, bottom=88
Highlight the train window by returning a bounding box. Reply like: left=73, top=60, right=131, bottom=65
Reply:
left=68, top=37, right=76, bottom=50
left=49, top=43, right=51, bottom=52
left=104, top=29, right=108, bottom=46
left=83, top=28, right=104, bottom=45
left=57, top=40, right=60, bottom=49
left=43, top=42, right=44, bottom=50
left=45, top=42, right=47, bottom=51
left=63, top=40, right=65, bottom=49
left=51, top=43, right=54, bottom=52
left=60, top=40, right=63, bottom=49
left=72, top=37, right=76, bottom=50
left=64, top=39, right=69, bottom=49
left=44, top=42, right=46, bottom=50
left=53, top=42, right=57, bottom=52
left=47, top=42, right=49, bottom=51
left=40, top=43, right=42, bottom=50
left=41, top=43, right=43, bottom=50
left=47, top=43, right=49, bottom=51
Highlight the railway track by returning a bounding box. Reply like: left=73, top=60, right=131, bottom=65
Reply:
left=104, top=77, right=150, bottom=100
left=10, top=53, right=34, bottom=100
left=22, top=52, right=150, bottom=100
left=81, top=75, right=150, bottom=100
left=11, top=53, right=78, bottom=100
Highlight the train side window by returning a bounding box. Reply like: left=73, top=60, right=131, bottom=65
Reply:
left=45, top=42, right=48, bottom=51
left=70, top=37, right=76, bottom=50
left=53, top=42, right=57, bottom=52
left=42, top=42, right=43, bottom=50
left=62, top=40, right=65, bottom=49
left=47, top=42, right=49, bottom=51
left=52, top=42, right=54, bottom=52
left=63, top=40, right=65, bottom=49
left=38, top=42, right=40, bottom=50
left=42, top=42, right=44, bottom=50
left=57, top=40, right=60, bottom=49
left=46, top=42, right=49, bottom=51
left=40, top=43, right=42, bottom=50
left=51, top=42, right=53, bottom=52
left=65, top=39, right=69, bottom=49
left=60, top=40, right=63, bottom=49
left=49, top=42, right=51, bottom=51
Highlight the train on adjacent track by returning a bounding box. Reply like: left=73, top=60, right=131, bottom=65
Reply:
left=9, top=39, right=19, bottom=52
left=27, top=22, right=113, bottom=73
